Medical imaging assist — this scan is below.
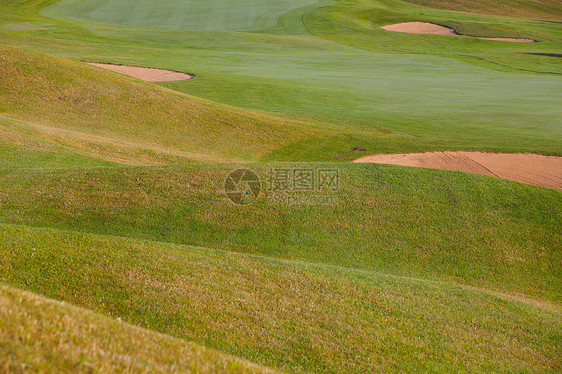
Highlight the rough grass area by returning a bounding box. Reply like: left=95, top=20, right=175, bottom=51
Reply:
left=0, top=1, right=560, bottom=372
left=0, top=284, right=275, bottom=373
left=402, top=0, right=562, bottom=21
left=0, top=46, right=327, bottom=164
left=0, top=164, right=559, bottom=306
left=0, top=116, right=119, bottom=169
left=1, top=224, right=560, bottom=373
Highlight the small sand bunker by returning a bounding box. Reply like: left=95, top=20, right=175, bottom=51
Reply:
left=382, top=22, right=456, bottom=35
left=478, top=37, right=535, bottom=42
left=85, top=62, right=194, bottom=82
left=381, top=22, right=535, bottom=42
left=354, top=152, right=562, bottom=189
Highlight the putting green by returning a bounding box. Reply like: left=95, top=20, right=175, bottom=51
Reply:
left=43, top=0, right=320, bottom=31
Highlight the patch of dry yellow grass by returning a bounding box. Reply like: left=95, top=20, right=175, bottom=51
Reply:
left=0, top=284, right=278, bottom=373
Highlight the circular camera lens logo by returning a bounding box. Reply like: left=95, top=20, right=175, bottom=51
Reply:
left=224, top=168, right=261, bottom=205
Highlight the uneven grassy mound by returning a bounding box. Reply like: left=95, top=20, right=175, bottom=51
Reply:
left=0, top=164, right=560, bottom=306
left=402, top=0, right=562, bottom=21
left=0, top=116, right=118, bottom=169
left=0, top=46, right=325, bottom=164
left=1, top=1, right=561, bottom=159
left=0, top=1, right=561, bottom=372
left=1, top=224, right=560, bottom=373
left=0, top=284, right=274, bottom=373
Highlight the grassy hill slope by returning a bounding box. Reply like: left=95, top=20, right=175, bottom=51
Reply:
left=0, top=284, right=274, bottom=373
left=0, top=116, right=119, bottom=169
left=1, top=223, right=560, bottom=373
left=0, top=45, right=331, bottom=165
left=0, top=163, right=559, bottom=306
left=1, top=0, right=561, bottom=159
left=303, top=0, right=562, bottom=65
left=402, top=0, right=562, bottom=21
left=0, top=1, right=560, bottom=372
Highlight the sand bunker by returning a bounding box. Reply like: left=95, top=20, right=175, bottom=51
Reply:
left=382, top=22, right=457, bottom=35
left=354, top=152, right=562, bottom=189
left=85, top=62, right=194, bottom=82
left=381, top=22, right=535, bottom=42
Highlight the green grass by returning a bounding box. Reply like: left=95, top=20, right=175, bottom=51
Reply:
left=402, top=0, right=562, bottom=21
left=0, top=163, right=559, bottom=306
left=302, top=1, right=562, bottom=66
left=0, top=117, right=118, bottom=169
left=44, top=0, right=320, bottom=31
left=1, top=0, right=561, bottom=159
left=1, top=223, right=560, bottom=373
left=0, top=0, right=561, bottom=372
left=0, top=284, right=275, bottom=373
left=0, top=45, right=333, bottom=165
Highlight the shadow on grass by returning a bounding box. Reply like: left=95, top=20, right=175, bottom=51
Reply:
left=523, top=52, right=562, bottom=58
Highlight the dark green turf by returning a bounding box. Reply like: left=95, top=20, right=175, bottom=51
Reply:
left=0, top=163, right=559, bottom=305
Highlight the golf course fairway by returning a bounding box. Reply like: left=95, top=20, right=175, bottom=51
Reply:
left=0, top=0, right=560, bottom=372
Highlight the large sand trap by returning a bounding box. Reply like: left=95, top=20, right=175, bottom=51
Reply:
left=381, top=22, right=535, bottom=42
left=85, top=62, right=194, bottom=82
left=354, top=152, right=562, bottom=189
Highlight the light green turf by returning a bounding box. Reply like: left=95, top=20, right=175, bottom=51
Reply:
left=43, top=0, right=320, bottom=31
left=1, top=0, right=560, bottom=159
left=0, top=284, right=274, bottom=373
left=1, top=29, right=561, bottom=159
left=1, top=223, right=560, bottom=373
